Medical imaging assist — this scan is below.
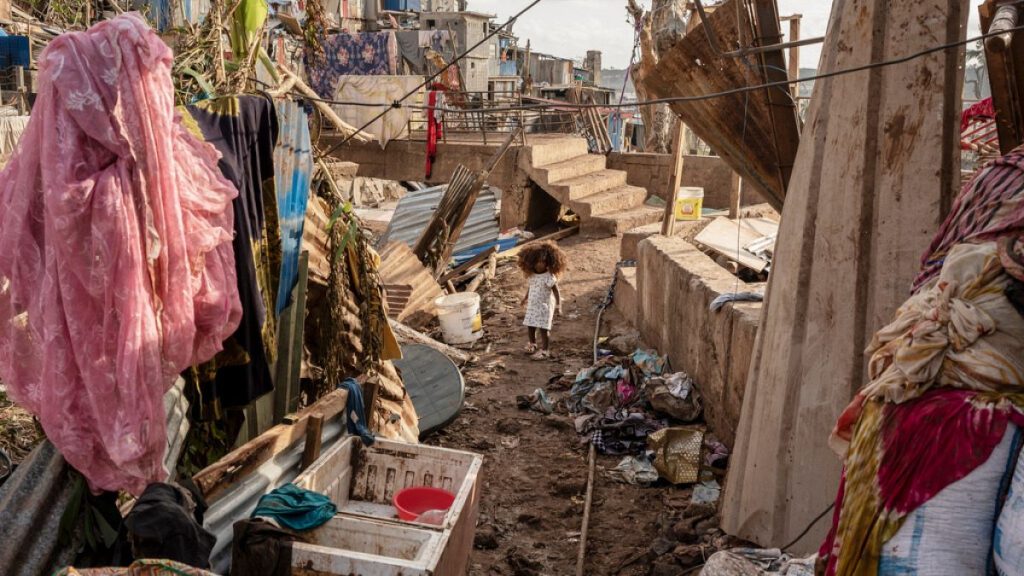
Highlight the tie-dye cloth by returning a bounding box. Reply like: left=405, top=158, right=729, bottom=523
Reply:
left=0, top=14, right=242, bottom=495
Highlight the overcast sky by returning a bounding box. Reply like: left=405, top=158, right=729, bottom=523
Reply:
left=467, top=0, right=987, bottom=69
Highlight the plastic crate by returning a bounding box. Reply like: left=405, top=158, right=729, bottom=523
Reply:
left=292, top=437, right=482, bottom=576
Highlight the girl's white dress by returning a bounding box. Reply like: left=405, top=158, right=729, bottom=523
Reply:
left=523, top=272, right=557, bottom=330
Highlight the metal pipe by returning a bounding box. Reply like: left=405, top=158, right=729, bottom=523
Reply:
left=987, top=3, right=1020, bottom=53
left=724, top=35, right=825, bottom=57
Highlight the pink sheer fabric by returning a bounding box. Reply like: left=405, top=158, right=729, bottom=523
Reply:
left=0, top=14, right=242, bottom=494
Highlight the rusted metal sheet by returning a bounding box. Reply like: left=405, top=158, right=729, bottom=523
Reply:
left=0, top=441, right=80, bottom=576
left=378, top=242, right=444, bottom=328
left=642, top=0, right=799, bottom=210
left=721, top=0, right=966, bottom=553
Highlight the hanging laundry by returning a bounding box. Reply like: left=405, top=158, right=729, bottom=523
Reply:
left=0, top=115, right=29, bottom=161
left=125, top=483, right=216, bottom=569
left=426, top=89, right=445, bottom=178
left=183, top=95, right=282, bottom=413
left=395, top=31, right=427, bottom=74
left=306, top=32, right=399, bottom=97
left=327, top=75, right=422, bottom=148
left=273, top=101, right=313, bottom=314
left=0, top=14, right=242, bottom=495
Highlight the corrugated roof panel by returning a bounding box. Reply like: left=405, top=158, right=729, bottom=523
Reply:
left=203, top=419, right=347, bottom=573
left=379, top=185, right=500, bottom=259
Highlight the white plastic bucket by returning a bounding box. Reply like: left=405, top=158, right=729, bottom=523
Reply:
left=435, top=292, right=483, bottom=345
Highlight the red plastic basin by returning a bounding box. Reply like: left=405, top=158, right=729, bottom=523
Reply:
left=393, top=486, right=456, bottom=521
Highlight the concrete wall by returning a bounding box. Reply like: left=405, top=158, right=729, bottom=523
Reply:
left=329, top=137, right=534, bottom=229
left=635, top=235, right=763, bottom=447
left=607, top=152, right=767, bottom=208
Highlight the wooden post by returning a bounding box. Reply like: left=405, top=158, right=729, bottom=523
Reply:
left=788, top=16, right=802, bottom=99
left=661, top=122, right=687, bottom=236
left=301, top=413, right=325, bottom=469
left=729, top=172, right=743, bottom=219
left=15, top=67, right=26, bottom=115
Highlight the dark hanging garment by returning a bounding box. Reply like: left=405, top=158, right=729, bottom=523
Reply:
left=124, top=483, right=216, bottom=569
left=182, top=95, right=282, bottom=411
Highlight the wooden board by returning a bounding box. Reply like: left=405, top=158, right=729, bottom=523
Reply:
left=720, top=0, right=966, bottom=553
left=643, top=0, right=800, bottom=210
left=193, top=389, right=349, bottom=503
left=693, top=217, right=779, bottom=272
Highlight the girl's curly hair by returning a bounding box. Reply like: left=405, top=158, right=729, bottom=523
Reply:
left=517, top=241, right=567, bottom=276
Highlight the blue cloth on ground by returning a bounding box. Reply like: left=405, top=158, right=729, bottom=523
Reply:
left=338, top=378, right=375, bottom=445
left=252, top=483, right=337, bottom=531
left=709, top=292, right=764, bottom=312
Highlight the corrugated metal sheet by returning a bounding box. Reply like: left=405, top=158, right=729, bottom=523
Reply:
left=204, top=419, right=347, bottom=573
left=273, top=100, right=314, bottom=314
left=0, top=382, right=189, bottom=575
left=378, top=185, right=501, bottom=260
left=378, top=241, right=444, bottom=327
left=0, top=441, right=80, bottom=576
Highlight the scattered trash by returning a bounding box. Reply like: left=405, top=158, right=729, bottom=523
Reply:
left=709, top=291, right=765, bottom=312
left=704, top=437, right=730, bottom=470
left=415, top=509, right=447, bottom=525
left=516, top=388, right=554, bottom=414
left=691, top=478, right=722, bottom=505
left=609, top=455, right=659, bottom=485
left=500, top=436, right=521, bottom=449
left=632, top=349, right=667, bottom=376
left=647, top=372, right=703, bottom=422
left=699, top=548, right=816, bottom=575
left=648, top=426, right=705, bottom=485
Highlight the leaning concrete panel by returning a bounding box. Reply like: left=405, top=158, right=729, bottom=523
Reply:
left=720, top=0, right=966, bottom=552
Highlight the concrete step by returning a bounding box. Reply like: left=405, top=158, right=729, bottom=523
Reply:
left=613, top=266, right=639, bottom=323
left=571, top=185, right=648, bottom=219
left=532, top=154, right=607, bottom=186
left=525, top=138, right=590, bottom=168
left=549, top=170, right=629, bottom=202
left=584, top=205, right=665, bottom=237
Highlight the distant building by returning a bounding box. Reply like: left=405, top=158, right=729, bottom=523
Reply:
left=422, top=10, right=495, bottom=92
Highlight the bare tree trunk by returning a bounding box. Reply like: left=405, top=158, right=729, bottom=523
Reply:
left=627, top=0, right=688, bottom=154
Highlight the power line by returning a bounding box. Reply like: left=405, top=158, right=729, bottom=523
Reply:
left=296, top=23, right=1015, bottom=124
left=319, top=0, right=545, bottom=156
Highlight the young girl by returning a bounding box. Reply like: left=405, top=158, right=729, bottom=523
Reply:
left=518, top=241, right=566, bottom=360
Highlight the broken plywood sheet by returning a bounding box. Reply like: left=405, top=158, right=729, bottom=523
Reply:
left=693, top=217, right=779, bottom=272
left=643, top=0, right=800, bottom=210
left=720, top=0, right=966, bottom=553
left=378, top=242, right=444, bottom=329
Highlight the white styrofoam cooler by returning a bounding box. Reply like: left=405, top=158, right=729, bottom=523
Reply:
left=291, top=437, right=483, bottom=575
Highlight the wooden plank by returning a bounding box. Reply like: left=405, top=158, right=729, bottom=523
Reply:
left=751, top=0, right=802, bottom=193
left=642, top=0, right=798, bottom=209
left=193, top=389, right=349, bottom=503
left=497, top=226, right=580, bottom=260
left=274, top=251, right=310, bottom=423
left=721, top=0, right=966, bottom=552
left=389, top=319, right=473, bottom=365
left=730, top=172, right=743, bottom=219
left=693, top=217, right=778, bottom=272
left=301, top=414, right=325, bottom=469
left=439, top=246, right=499, bottom=284
left=788, top=16, right=802, bottom=99
left=981, top=1, right=1024, bottom=154
left=662, top=123, right=687, bottom=236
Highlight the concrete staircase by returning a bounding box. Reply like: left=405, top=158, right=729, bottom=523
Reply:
left=521, top=137, right=663, bottom=236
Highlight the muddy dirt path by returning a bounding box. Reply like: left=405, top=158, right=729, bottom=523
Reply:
left=424, top=236, right=726, bottom=576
